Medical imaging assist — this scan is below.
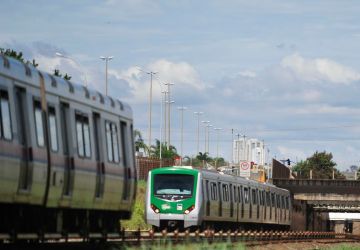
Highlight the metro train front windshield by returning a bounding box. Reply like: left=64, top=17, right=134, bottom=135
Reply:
left=153, top=174, right=194, bottom=198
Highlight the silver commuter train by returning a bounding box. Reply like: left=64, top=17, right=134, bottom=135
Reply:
left=0, top=55, right=136, bottom=236
left=146, top=166, right=291, bottom=231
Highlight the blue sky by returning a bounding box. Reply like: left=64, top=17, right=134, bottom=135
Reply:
left=2, top=0, right=360, bottom=170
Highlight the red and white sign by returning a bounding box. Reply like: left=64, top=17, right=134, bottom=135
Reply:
left=240, top=161, right=251, bottom=178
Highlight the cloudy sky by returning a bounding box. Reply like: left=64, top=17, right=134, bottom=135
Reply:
left=2, top=0, right=360, bottom=170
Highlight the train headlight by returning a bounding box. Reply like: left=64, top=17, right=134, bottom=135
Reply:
left=184, top=205, right=195, bottom=214
left=151, top=204, right=160, bottom=214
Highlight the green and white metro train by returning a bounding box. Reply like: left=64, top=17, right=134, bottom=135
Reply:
left=146, top=166, right=291, bottom=231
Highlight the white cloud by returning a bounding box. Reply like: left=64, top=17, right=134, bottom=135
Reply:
left=281, top=53, right=360, bottom=84
left=289, top=104, right=360, bottom=115
left=111, top=59, right=204, bottom=104
left=237, top=70, right=257, bottom=78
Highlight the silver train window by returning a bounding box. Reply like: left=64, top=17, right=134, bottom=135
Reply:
left=76, top=113, right=91, bottom=158
left=48, top=107, right=58, bottom=152
left=34, top=101, right=45, bottom=147
left=106, top=121, right=120, bottom=163
left=0, top=91, right=12, bottom=140
left=244, top=187, right=249, bottom=203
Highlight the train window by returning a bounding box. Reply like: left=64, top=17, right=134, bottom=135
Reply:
left=34, top=101, right=45, bottom=147
left=222, top=184, right=229, bottom=202
left=258, top=190, right=262, bottom=205
left=239, top=186, right=243, bottom=203
left=120, top=121, right=128, bottom=167
left=106, top=121, right=120, bottom=163
left=251, top=189, right=257, bottom=204
left=205, top=180, right=210, bottom=201
left=285, top=197, right=289, bottom=209
left=271, top=193, right=275, bottom=207
left=0, top=91, right=12, bottom=140
left=233, top=186, right=238, bottom=202
left=76, top=113, right=91, bottom=158
left=244, top=187, right=249, bottom=203
left=48, top=107, right=58, bottom=152
left=266, top=192, right=270, bottom=206
left=210, top=182, right=217, bottom=200
left=262, top=191, right=265, bottom=206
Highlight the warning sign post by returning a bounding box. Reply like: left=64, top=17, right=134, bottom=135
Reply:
left=239, top=161, right=251, bottom=178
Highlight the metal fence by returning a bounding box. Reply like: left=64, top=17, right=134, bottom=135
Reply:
left=136, top=157, right=175, bottom=180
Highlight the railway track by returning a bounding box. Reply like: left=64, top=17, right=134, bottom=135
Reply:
left=0, top=229, right=355, bottom=247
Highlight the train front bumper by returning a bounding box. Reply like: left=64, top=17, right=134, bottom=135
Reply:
left=147, top=212, right=199, bottom=228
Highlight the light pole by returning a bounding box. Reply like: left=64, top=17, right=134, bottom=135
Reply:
left=201, top=121, right=210, bottom=153
left=194, top=112, right=203, bottom=155
left=178, top=106, right=187, bottom=165
left=166, top=100, right=175, bottom=150
left=55, top=52, right=88, bottom=87
left=214, top=128, right=222, bottom=159
left=206, top=124, right=213, bottom=155
left=230, top=128, right=235, bottom=165
left=100, top=56, right=114, bottom=96
left=164, top=83, right=175, bottom=149
left=162, top=90, right=168, bottom=146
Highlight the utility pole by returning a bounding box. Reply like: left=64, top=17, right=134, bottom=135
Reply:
left=194, top=112, right=203, bottom=155
left=206, top=124, right=213, bottom=154
left=214, top=127, right=222, bottom=167
left=202, top=121, right=210, bottom=153
left=164, top=83, right=174, bottom=150
left=178, top=106, right=187, bottom=165
left=146, top=71, right=157, bottom=148
left=100, top=56, right=114, bottom=96
left=231, top=128, right=234, bottom=165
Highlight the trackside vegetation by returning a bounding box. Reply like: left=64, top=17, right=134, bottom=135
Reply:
left=121, top=180, right=151, bottom=230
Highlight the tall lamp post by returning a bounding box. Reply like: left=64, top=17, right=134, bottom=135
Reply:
left=214, top=127, right=222, bottom=167
left=177, top=106, right=187, bottom=165
left=100, top=56, right=114, bottom=96
left=194, top=112, right=203, bottom=155
left=206, top=124, right=213, bottom=155
left=201, top=121, right=210, bottom=153
left=55, top=52, right=88, bottom=87
left=164, top=83, right=175, bottom=149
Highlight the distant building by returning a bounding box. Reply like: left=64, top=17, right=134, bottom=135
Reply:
left=232, top=138, right=265, bottom=165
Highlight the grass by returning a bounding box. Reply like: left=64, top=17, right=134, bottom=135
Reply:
left=126, top=239, right=245, bottom=250
left=325, top=244, right=360, bottom=250
left=121, top=180, right=152, bottom=230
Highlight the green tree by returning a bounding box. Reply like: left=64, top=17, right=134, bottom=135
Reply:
left=292, top=151, right=344, bottom=179
left=149, top=139, right=178, bottom=159
left=211, top=157, right=227, bottom=167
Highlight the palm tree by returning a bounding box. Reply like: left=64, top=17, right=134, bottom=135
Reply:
left=150, top=139, right=178, bottom=159
left=134, top=129, right=149, bottom=156
left=196, top=152, right=211, bottom=168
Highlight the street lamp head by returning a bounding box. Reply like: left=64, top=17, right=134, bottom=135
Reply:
left=201, top=120, right=210, bottom=124
left=194, top=111, right=203, bottom=115
left=100, top=56, right=114, bottom=61
left=55, top=52, right=65, bottom=58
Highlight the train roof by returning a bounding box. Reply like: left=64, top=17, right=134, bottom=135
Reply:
left=150, top=166, right=289, bottom=193
left=0, top=55, right=132, bottom=119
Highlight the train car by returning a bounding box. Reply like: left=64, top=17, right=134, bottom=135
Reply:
left=0, top=55, right=136, bottom=237
left=146, top=166, right=291, bottom=231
